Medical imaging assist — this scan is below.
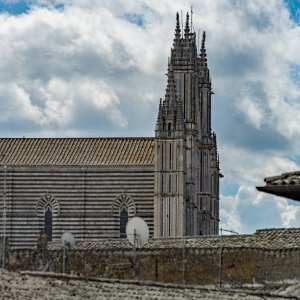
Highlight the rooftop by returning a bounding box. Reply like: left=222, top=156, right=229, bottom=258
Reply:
left=257, top=170, right=300, bottom=201
left=0, top=137, right=155, bottom=166
left=2, top=269, right=299, bottom=299
left=47, top=227, right=300, bottom=251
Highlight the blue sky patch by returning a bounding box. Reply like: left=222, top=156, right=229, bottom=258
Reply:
left=0, top=1, right=64, bottom=15
left=123, top=13, right=144, bottom=27
left=285, top=0, right=300, bottom=24
left=0, top=1, right=30, bottom=15
left=221, top=182, right=240, bottom=196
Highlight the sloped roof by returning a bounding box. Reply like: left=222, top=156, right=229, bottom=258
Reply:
left=47, top=228, right=300, bottom=251
left=256, top=170, right=300, bottom=201
left=0, top=137, right=155, bottom=166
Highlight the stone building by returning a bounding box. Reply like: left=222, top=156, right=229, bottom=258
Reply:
left=0, top=13, right=220, bottom=248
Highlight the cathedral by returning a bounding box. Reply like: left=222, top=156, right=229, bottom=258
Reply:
left=0, top=13, right=220, bottom=249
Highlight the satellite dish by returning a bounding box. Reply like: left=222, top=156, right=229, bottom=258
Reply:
left=61, top=232, right=75, bottom=250
left=126, top=217, right=149, bottom=247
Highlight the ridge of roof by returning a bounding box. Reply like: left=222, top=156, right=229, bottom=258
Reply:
left=45, top=227, right=300, bottom=251
left=0, top=137, right=155, bottom=140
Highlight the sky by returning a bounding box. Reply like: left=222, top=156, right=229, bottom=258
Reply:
left=0, top=0, right=300, bottom=234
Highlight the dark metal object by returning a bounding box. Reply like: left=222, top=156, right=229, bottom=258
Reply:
left=256, top=185, right=300, bottom=201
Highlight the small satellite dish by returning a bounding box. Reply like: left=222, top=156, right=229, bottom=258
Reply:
left=61, top=232, right=75, bottom=250
left=126, top=217, right=149, bottom=247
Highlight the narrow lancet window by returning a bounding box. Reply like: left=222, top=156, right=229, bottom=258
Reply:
left=44, top=207, right=52, bottom=241
left=161, top=143, right=164, bottom=169
left=169, top=143, right=172, bottom=170
left=120, top=209, right=128, bottom=238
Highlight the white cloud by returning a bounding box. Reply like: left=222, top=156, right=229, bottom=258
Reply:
left=219, top=145, right=300, bottom=233
left=0, top=83, right=44, bottom=123
left=237, top=91, right=264, bottom=129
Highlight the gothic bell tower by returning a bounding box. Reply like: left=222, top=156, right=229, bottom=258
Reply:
left=154, top=12, right=220, bottom=237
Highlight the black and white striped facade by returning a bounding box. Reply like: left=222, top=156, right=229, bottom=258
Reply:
left=0, top=138, right=155, bottom=248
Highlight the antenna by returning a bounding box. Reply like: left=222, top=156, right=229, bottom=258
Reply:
left=61, top=232, right=75, bottom=274
left=2, top=165, right=6, bottom=269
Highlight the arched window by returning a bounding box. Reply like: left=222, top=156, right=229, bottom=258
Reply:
left=36, top=192, right=60, bottom=217
left=36, top=193, right=59, bottom=242
left=111, top=194, right=136, bottom=217
left=120, top=209, right=128, bottom=238
left=111, top=193, right=136, bottom=238
left=44, top=207, right=52, bottom=241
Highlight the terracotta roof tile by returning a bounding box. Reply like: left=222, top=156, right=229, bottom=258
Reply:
left=0, top=137, right=155, bottom=166
left=47, top=228, right=300, bottom=251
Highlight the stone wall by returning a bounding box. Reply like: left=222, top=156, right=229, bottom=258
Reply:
left=6, top=246, right=300, bottom=285
left=5, top=228, right=300, bottom=285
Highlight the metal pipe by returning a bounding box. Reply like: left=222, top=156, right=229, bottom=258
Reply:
left=133, top=228, right=137, bottom=279
left=218, top=227, right=222, bottom=288
left=2, top=165, right=7, bottom=269
left=218, top=227, right=239, bottom=288
left=182, top=234, right=186, bottom=286
left=63, top=241, right=67, bottom=274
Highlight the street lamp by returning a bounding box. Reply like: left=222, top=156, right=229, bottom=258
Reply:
left=218, top=227, right=239, bottom=288
left=2, top=164, right=7, bottom=269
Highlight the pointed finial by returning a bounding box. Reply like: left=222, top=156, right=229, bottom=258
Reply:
left=199, top=31, right=207, bottom=67
left=184, top=12, right=190, bottom=37
left=164, top=70, right=177, bottom=111
left=174, top=12, right=181, bottom=40
left=157, top=98, right=163, bottom=123
left=190, top=6, right=193, bottom=32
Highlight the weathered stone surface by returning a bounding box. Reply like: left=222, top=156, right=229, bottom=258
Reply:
left=5, top=228, right=300, bottom=285
left=42, top=227, right=300, bottom=251
left=1, top=269, right=299, bottom=299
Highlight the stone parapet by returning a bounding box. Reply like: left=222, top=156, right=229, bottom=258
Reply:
left=5, top=228, right=300, bottom=285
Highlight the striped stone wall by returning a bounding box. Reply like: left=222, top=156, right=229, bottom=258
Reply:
left=0, top=165, right=154, bottom=248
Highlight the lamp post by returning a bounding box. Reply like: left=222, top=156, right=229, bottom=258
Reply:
left=2, top=165, right=7, bottom=269
left=218, top=227, right=239, bottom=288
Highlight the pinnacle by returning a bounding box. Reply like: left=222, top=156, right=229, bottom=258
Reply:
left=174, top=12, right=181, bottom=41
left=199, top=31, right=207, bottom=67
left=184, top=12, right=190, bottom=37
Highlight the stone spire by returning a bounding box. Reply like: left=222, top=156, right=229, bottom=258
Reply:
left=199, top=31, right=207, bottom=68
left=174, top=12, right=181, bottom=41
left=164, top=70, right=177, bottom=110
left=198, top=31, right=211, bottom=84
left=156, top=98, right=163, bottom=126
left=155, top=12, right=220, bottom=238
left=184, top=12, right=190, bottom=38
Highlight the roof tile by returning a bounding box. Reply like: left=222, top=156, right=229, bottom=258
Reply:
left=0, top=137, right=155, bottom=166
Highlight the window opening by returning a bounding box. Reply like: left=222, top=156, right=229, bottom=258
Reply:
left=169, top=143, right=172, bottom=170
left=161, top=143, right=164, bottom=169
left=44, top=207, right=52, bottom=241
left=120, top=209, right=128, bottom=238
